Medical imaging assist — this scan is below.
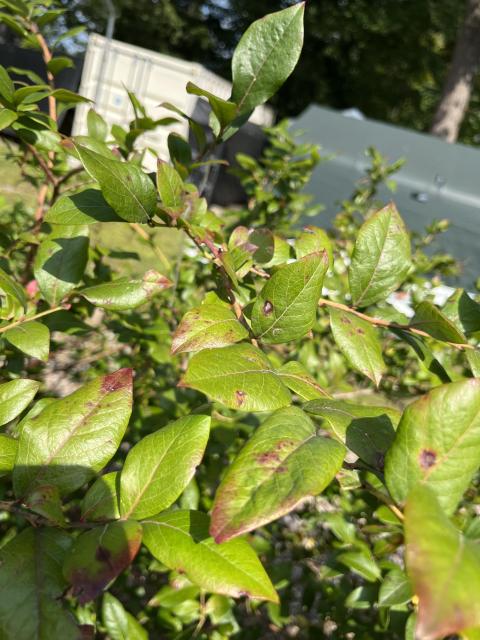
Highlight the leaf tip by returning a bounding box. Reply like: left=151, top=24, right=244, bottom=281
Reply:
left=101, top=368, right=133, bottom=393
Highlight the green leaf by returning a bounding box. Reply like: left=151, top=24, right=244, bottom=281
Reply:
left=0, top=0, right=28, bottom=17
left=24, top=483, right=66, bottom=527
left=171, top=300, right=249, bottom=354
left=142, top=510, right=278, bottom=602
left=4, top=320, right=50, bottom=361
left=47, top=56, right=74, bottom=76
left=45, top=188, right=123, bottom=225
left=295, top=226, right=333, bottom=269
left=410, top=301, right=468, bottom=344
left=51, top=88, right=90, bottom=104
left=187, top=82, right=238, bottom=130
left=157, top=161, right=184, bottom=209
left=74, top=144, right=157, bottom=223
left=119, top=415, right=210, bottom=519
left=467, top=350, right=480, bottom=376
left=337, top=549, right=381, bottom=582
left=0, top=63, right=14, bottom=104
left=13, top=368, right=133, bottom=497
left=63, top=521, right=142, bottom=603
left=81, top=270, right=171, bottom=310
left=13, top=84, right=49, bottom=105
left=0, top=528, right=81, bottom=640
left=329, top=308, right=385, bottom=386
left=0, top=107, right=17, bottom=130
left=167, top=132, right=191, bottom=168
left=443, top=289, right=480, bottom=335
left=405, top=485, right=480, bottom=640
left=0, top=433, right=18, bottom=476
left=34, top=224, right=89, bottom=305
left=385, top=378, right=480, bottom=514
left=378, top=569, right=412, bottom=607
left=87, top=108, right=108, bottom=141
left=210, top=406, right=345, bottom=542
left=0, top=378, right=39, bottom=426
left=390, top=328, right=452, bottom=383
left=276, top=361, right=329, bottom=400
left=251, top=252, right=328, bottom=344
left=231, top=3, right=305, bottom=113
left=81, top=472, right=120, bottom=522
left=180, top=343, right=291, bottom=411
left=0, top=265, right=27, bottom=313
left=348, top=203, right=411, bottom=308
left=305, top=398, right=400, bottom=469
left=102, top=593, right=148, bottom=640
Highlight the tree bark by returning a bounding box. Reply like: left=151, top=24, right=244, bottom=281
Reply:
left=431, top=0, right=480, bottom=143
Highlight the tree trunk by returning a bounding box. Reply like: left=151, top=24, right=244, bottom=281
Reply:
left=431, top=0, right=480, bottom=143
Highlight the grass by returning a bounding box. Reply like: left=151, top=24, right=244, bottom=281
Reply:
left=0, top=137, right=184, bottom=277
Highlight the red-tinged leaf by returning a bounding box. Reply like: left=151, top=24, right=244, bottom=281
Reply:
left=13, top=369, right=133, bottom=497
left=210, top=407, right=345, bottom=542
left=63, top=521, right=142, bottom=603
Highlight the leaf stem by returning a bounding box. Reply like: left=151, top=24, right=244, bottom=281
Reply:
left=0, top=304, right=68, bottom=335
left=318, top=297, right=475, bottom=351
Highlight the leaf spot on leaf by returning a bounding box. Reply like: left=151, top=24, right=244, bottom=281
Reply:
left=263, top=300, right=274, bottom=315
left=256, top=451, right=281, bottom=465
left=95, top=545, right=113, bottom=567
left=101, top=368, right=133, bottom=393
left=235, top=390, right=247, bottom=406
left=419, top=448, right=437, bottom=470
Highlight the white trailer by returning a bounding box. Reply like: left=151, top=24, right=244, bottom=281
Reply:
left=72, top=34, right=274, bottom=169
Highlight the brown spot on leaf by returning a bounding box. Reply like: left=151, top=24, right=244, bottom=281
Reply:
left=101, top=368, right=132, bottom=393
left=419, top=449, right=437, bottom=469
left=356, top=327, right=365, bottom=335
left=276, top=439, right=295, bottom=450
left=340, top=315, right=352, bottom=324
left=235, top=390, right=247, bottom=406
left=95, top=545, right=113, bottom=566
left=275, top=465, right=288, bottom=473
left=263, top=300, right=274, bottom=315
left=256, top=451, right=281, bottom=465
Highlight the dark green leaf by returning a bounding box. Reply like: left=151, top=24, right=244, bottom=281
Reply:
left=411, top=301, right=468, bottom=344
left=295, top=226, right=333, bottom=268
left=305, top=398, right=400, bottom=469
left=385, top=378, right=480, bottom=514
left=0, top=63, right=15, bottom=103
left=142, top=510, right=278, bottom=602
left=34, top=224, right=89, bottom=305
left=443, top=289, right=480, bottom=335
left=13, top=368, right=133, bottom=497
left=187, top=82, right=238, bottom=130
left=45, top=189, right=122, bottom=225
left=210, top=407, right=345, bottom=542
left=0, top=528, right=81, bottom=640
left=47, top=56, right=74, bottom=76
left=231, top=3, right=305, bottom=113
left=180, top=343, right=291, bottom=411
left=74, top=144, right=157, bottom=223
left=0, top=265, right=27, bottom=312
left=349, top=203, right=411, bottom=307
left=251, top=252, right=328, bottom=344
left=81, top=472, right=120, bottom=522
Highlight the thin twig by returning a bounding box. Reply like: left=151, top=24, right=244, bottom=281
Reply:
left=0, top=304, right=67, bottom=335
left=364, top=484, right=404, bottom=522
left=318, top=297, right=476, bottom=351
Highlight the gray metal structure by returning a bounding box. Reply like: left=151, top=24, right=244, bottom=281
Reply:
left=293, top=105, right=480, bottom=287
